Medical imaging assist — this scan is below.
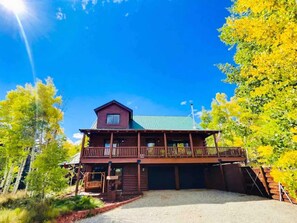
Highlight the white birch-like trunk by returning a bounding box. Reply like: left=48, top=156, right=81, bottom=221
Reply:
left=25, top=147, right=36, bottom=192
left=13, top=158, right=27, bottom=194
left=0, top=168, right=9, bottom=190
left=3, top=164, right=14, bottom=194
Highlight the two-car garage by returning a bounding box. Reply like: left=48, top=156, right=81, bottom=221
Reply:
left=147, top=165, right=205, bottom=190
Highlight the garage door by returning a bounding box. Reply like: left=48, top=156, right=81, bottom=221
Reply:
left=179, top=165, right=205, bottom=189
left=148, top=166, right=175, bottom=190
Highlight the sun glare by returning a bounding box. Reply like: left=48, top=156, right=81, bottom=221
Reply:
left=0, top=0, right=26, bottom=15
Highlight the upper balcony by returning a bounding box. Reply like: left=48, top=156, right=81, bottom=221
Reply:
left=79, top=129, right=246, bottom=164
left=82, top=146, right=245, bottom=159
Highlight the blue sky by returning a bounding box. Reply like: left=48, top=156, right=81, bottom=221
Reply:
left=0, top=0, right=235, bottom=142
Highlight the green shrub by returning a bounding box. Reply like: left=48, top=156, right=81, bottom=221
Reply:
left=0, top=194, right=104, bottom=223
left=53, top=196, right=103, bottom=212
left=22, top=199, right=58, bottom=223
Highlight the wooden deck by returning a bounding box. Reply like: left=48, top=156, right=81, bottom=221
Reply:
left=81, top=146, right=246, bottom=164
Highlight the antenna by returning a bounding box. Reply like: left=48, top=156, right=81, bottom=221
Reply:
left=190, top=101, right=196, bottom=129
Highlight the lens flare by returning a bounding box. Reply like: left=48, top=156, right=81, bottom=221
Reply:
left=0, top=0, right=26, bottom=15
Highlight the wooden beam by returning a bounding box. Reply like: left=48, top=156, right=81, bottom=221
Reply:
left=109, top=132, right=114, bottom=159
left=189, top=133, right=194, bottom=158
left=175, top=165, right=180, bottom=190
left=213, top=133, right=220, bottom=158
left=137, top=162, right=141, bottom=192
left=107, top=162, right=111, bottom=192
left=75, top=133, right=86, bottom=196
left=219, top=163, right=228, bottom=191
left=137, top=132, right=141, bottom=158
left=164, top=132, right=168, bottom=158
left=80, top=157, right=246, bottom=164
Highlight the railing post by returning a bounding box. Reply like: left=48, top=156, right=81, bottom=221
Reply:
left=109, top=132, right=114, bottom=159
left=164, top=132, right=168, bottom=158
left=189, top=133, right=194, bottom=157
left=137, top=160, right=141, bottom=192
left=213, top=133, right=220, bottom=158
left=75, top=133, right=86, bottom=196
left=107, top=161, right=112, bottom=192
left=138, top=132, right=141, bottom=158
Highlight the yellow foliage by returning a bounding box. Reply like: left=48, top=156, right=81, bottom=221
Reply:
left=63, top=140, right=80, bottom=158
left=213, top=0, right=297, bottom=196
left=275, top=151, right=297, bottom=169
left=271, top=151, right=297, bottom=198
left=233, top=136, right=244, bottom=147
left=257, top=145, right=273, bottom=163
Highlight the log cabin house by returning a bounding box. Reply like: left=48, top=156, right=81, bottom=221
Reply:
left=75, top=100, right=246, bottom=195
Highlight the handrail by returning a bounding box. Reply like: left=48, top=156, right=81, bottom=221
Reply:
left=82, top=146, right=246, bottom=159
left=140, top=146, right=166, bottom=158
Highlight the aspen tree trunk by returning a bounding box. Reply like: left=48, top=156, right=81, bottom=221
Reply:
left=13, top=158, right=27, bottom=194
left=26, top=129, right=42, bottom=191
left=3, top=164, right=14, bottom=194
left=25, top=148, right=35, bottom=192
left=0, top=168, right=8, bottom=191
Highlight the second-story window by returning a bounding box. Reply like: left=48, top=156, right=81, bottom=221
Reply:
left=106, top=114, right=120, bottom=125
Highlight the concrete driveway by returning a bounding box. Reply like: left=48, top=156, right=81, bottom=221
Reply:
left=78, top=190, right=297, bottom=223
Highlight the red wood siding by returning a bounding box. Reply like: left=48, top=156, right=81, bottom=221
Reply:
left=123, top=165, right=137, bottom=192
left=122, top=164, right=148, bottom=192
left=89, top=133, right=110, bottom=147
left=139, top=133, right=164, bottom=146
left=89, top=134, right=138, bottom=147
left=141, top=167, right=148, bottom=191
left=192, top=134, right=205, bottom=147
left=88, top=132, right=207, bottom=148
left=96, top=104, right=130, bottom=129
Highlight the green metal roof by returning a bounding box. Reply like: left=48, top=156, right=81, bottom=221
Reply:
left=90, top=115, right=198, bottom=130
left=130, top=115, right=197, bottom=130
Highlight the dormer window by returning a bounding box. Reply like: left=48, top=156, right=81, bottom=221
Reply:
left=106, top=114, right=120, bottom=125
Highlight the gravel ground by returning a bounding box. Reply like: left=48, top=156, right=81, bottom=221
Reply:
left=77, top=190, right=297, bottom=223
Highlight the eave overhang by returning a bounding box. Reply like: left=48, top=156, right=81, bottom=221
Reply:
left=79, top=128, right=220, bottom=138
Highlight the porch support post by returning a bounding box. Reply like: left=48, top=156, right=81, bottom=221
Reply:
left=175, top=165, right=180, bottom=190
left=164, top=132, right=168, bottom=158
left=219, top=162, right=228, bottom=191
left=75, top=133, right=86, bottom=196
left=213, top=133, right=220, bottom=158
left=138, top=132, right=141, bottom=158
left=189, top=133, right=194, bottom=157
left=107, top=161, right=112, bottom=192
left=137, top=160, right=141, bottom=192
left=109, top=132, right=114, bottom=159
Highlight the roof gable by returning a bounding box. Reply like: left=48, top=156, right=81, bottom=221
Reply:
left=94, top=100, right=133, bottom=118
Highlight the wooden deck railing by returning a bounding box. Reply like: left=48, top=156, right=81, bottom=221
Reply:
left=140, top=146, right=166, bottom=158
left=167, top=146, right=192, bottom=157
left=113, top=147, right=138, bottom=158
left=218, top=147, right=245, bottom=157
left=83, top=147, right=138, bottom=158
left=82, top=146, right=245, bottom=159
